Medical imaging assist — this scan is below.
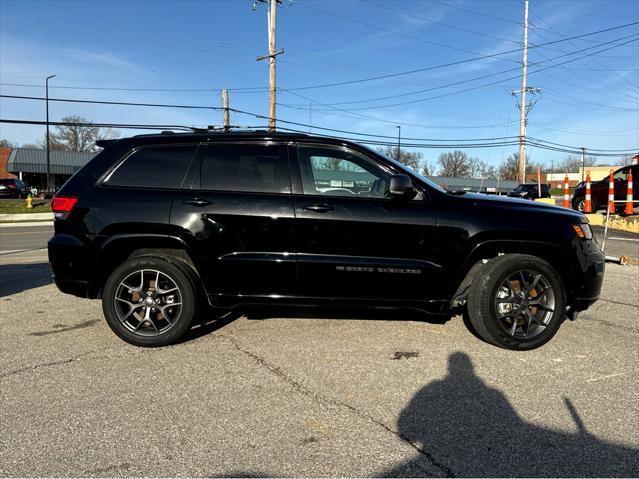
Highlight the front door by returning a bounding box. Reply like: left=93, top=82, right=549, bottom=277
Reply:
left=289, top=144, right=441, bottom=304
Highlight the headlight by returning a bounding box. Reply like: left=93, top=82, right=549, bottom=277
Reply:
left=572, top=223, right=593, bottom=240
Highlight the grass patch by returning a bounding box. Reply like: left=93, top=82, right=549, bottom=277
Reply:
left=0, top=199, right=52, bottom=214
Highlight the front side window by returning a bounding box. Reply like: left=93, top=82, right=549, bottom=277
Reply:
left=614, top=168, right=628, bottom=182
left=297, top=145, right=390, bottom=198
left=199, top=144, right=284, bottom=193
left=106, top=144, right=197, bottom=189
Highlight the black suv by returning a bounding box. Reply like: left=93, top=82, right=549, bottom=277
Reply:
left=507, top=183, right=551, bottom=200
left=48, top=131, right=604, bottom=350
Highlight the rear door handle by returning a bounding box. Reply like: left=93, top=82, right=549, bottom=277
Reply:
left=183, top=198, right=212, bottom=207
left=303, top=204, right=333, bottom=213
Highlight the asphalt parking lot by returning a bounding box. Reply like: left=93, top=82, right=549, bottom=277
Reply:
left=0, top=247, right=637, bottom=477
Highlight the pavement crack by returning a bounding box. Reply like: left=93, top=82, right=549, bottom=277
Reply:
left=223, top=334, right=456, bottom=478
left=0, top=347, right=113, bottom=379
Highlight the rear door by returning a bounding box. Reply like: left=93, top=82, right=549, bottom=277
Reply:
left=170, top=141, right=297, bottom=300
left=289, top=143, right=441, bottom=302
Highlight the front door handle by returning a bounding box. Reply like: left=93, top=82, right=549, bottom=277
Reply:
left=183, top=198, right=212, bottom=207
left=303, top=204, right=333, bottom=213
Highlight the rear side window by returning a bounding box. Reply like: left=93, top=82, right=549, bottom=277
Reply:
left=200, top=144, right=285, bottom=193
left=106, top=145, right=197, bottom=188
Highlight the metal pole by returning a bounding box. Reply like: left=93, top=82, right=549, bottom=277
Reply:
left=45, top=74, right=56, bottom=193
left=580, top=147, right=586, bottom=182
left=396, top=125, right=401, bottom=161
left=517, top=0, right=529, bottom=184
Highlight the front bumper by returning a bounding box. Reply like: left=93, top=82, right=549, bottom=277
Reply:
left=569, top=238, right=605, bottom=311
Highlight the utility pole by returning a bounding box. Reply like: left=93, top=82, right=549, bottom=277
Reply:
left=517, top=0, right=529, bottom=184
left=396, top=125, right=401, bottom=161
left=45, top=74, right=56, bottom=193
left=580, top=147, right=586, bottom=182
left=255, top=0, right=283, bottom=131
left=222, top=89, right=230, bottom=131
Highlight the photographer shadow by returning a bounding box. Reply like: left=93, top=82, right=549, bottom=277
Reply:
left=382, top=352, right=638, bottom=477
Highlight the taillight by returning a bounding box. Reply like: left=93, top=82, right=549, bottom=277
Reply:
left=51, top=196, right=78, bottom=218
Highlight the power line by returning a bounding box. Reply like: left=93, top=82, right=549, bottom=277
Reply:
left=282, top=32, right=639, bottom=109
left=427, top=0, right=522, bottom=25
left=297, top=2, right=520, bottom=61
left=0, top=82, right=268, bottom=93
left=362, top=0, right=520, bottom=45
left=2, top=21, right=636, bottom=97
left=2, top=118, right=635, bottom=156
left=281, top=34, right=639, bottom=112
left=0, top=94, right=221, bottom=110
left=278, top=21, right=639, bottom=92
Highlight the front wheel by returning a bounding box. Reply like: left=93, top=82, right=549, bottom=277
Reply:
left=466, top=254, right=566, bottom=350
left=102, top=256, right=197, bottom=347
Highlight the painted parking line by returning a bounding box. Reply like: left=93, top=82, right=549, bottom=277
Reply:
left=607, top=237, right=639, bottom=242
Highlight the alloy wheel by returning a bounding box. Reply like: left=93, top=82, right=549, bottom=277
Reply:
left=494, top=270, right=556, bottom=339
left=113, top=269, right=182, bottom=336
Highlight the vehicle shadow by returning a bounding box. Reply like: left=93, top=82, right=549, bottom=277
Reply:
left=0, top=261, right=52, bottom=297
left=380, top=352, right=639, bottom=477
left=180, top=304, right=453, bottom=344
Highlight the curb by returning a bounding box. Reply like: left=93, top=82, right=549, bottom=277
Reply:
left=0, top=221, right=54, bottom=228
left=0, top=212, right=53, bottom=221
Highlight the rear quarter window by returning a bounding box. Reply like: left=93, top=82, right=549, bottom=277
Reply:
left=105, top=144, right=197, bottom=189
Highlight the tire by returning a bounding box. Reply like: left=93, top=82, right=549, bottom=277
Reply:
left=466, top=254, right=566, bottom=350
left=573, top=197, right=598, bottom=213
left=102, top=256, right=198, bottom=347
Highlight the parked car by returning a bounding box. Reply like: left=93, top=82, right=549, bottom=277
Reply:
left=0, top=178, right=29, bottom=198
left=507, top=183, right=551, bottom=200
left=572, top=164, right=639, bottom=213
left=48, top=131, right=604, bottom=350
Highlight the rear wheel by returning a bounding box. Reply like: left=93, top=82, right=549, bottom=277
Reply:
left=102, top=256, right=197, bottom=347
left=466, top=254, right=566, bottom=350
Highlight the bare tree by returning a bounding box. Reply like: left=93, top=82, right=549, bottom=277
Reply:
left=377, top=146, right=423, bottom=172
left=437, top=150, right=471, bottom=177
left=43, top=115, right=119, bottom=152
left=499, top=152, right=543, bottom=181
left=421, top=161, right=435, bottom=176
left=555, top=154, right=597, bottom=172
left=0, top=139, right=16, bottom=148
left=467, top=158, right=498, bottom=179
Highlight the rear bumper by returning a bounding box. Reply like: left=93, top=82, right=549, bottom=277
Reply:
left=48, top=234, right=95, bottom=298
left=53, top=276, right=91, bottom=298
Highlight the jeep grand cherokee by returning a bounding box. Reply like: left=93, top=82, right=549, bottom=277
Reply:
left=48, top=131, right=605, bottom=350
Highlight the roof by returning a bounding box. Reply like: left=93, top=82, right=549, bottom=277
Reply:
left=7, top=148, right=97, bottom=175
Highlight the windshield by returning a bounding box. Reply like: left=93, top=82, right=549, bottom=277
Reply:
left=514, top=185, right=535, bottom=192
left=360, top=143, right=447, bottom=193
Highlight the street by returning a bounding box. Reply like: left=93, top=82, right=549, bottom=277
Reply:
left=1, top=247, right=637, bottom=476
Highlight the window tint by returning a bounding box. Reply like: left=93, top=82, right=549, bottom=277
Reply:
left=614, top=169, right=628, bottom=181
left=200, top=144, right=283, bottom=193
left=107, top=145, right=197, bottom=188
left=298, top=146, right=390, bottom=198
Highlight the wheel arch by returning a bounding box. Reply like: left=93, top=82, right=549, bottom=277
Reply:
left=91, top=234, right=205, bottom=299
left=450, top=240, right=574, bottom=309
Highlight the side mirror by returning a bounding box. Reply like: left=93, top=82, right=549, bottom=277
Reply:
left=389, top=174, right=416, bottom=200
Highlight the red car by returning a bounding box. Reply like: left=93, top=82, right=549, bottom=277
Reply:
left=572, top=164, right=638, bottom=213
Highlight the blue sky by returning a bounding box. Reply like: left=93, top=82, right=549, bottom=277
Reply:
left=0, top=0, right=638, bottom=170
